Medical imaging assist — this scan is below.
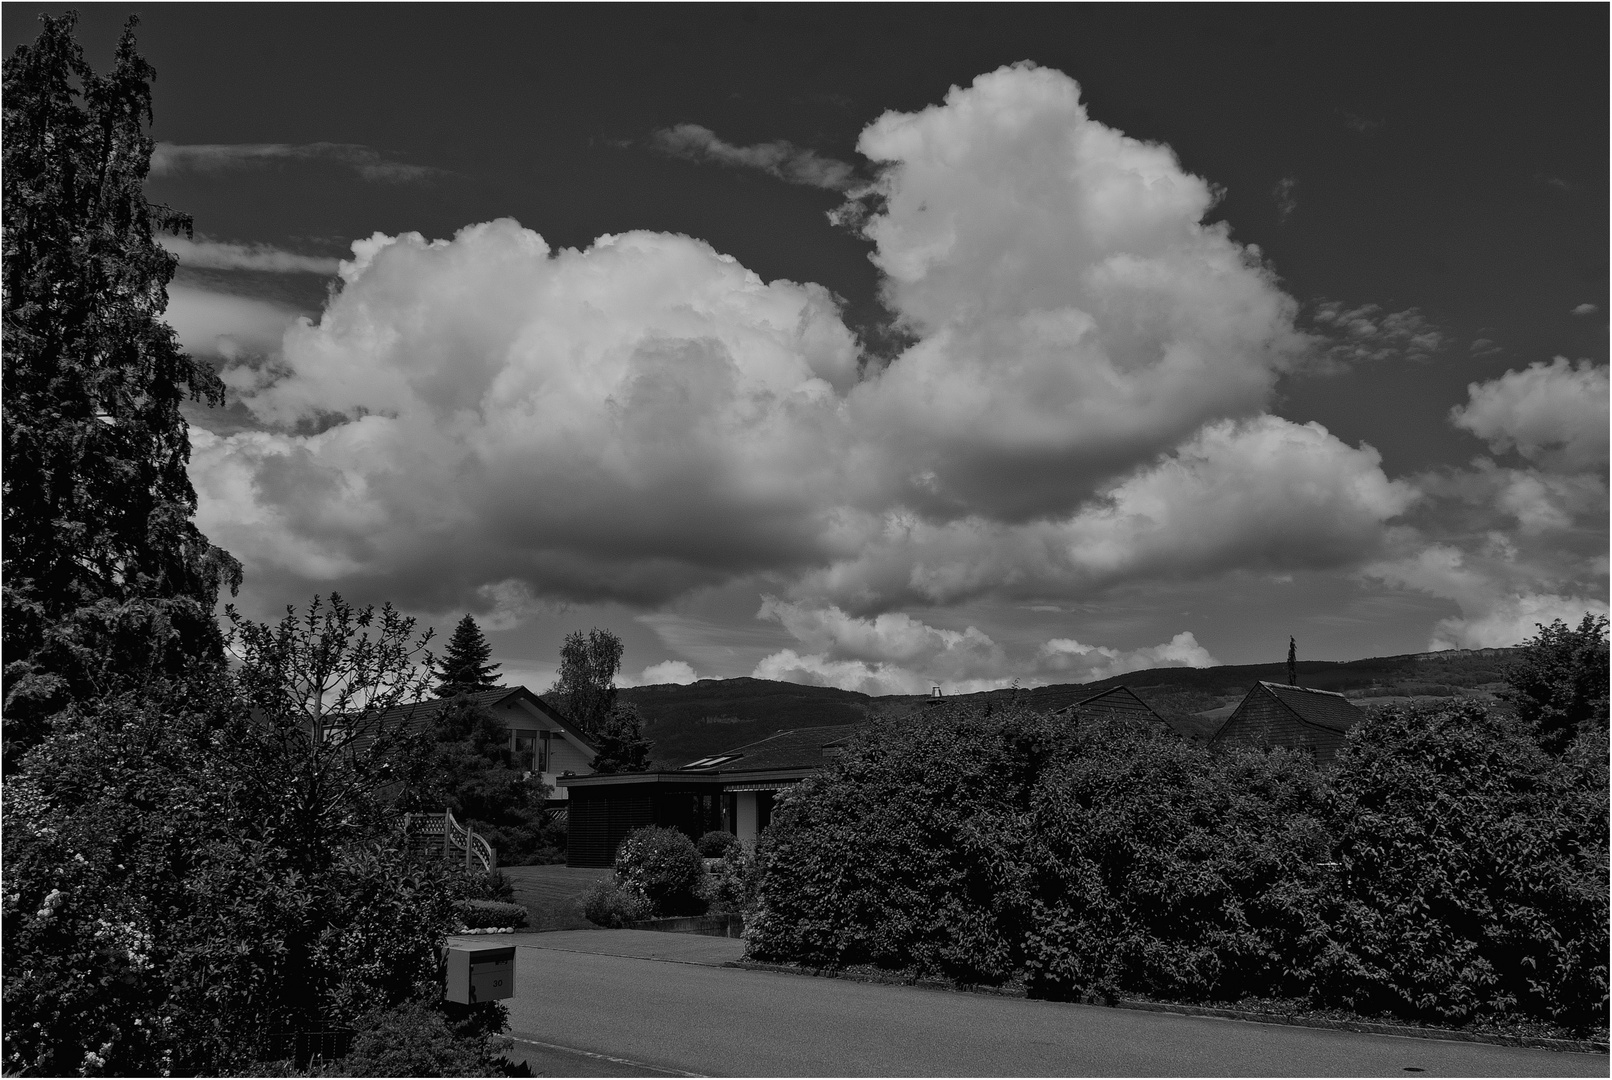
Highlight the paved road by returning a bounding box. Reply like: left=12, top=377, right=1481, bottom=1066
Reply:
left=469, top=931, right=1606, bottom=1077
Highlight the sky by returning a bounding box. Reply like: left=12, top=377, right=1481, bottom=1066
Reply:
left=7, top=5, right=1607, bottom=695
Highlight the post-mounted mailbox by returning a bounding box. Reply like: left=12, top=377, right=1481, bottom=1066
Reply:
left=443, top=944, right=516, bottom=1004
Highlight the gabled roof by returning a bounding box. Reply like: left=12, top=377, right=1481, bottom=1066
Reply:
left=1251, top=681, right=1364, bottom=734
left=678, top=723, right=861, bottom=774
left=368, top=685, right=598, bottom=753
left=1056, top=684, right=1164, bottom=721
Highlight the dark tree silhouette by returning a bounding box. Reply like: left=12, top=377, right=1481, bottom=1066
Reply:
left=2, top=13, right=239, bottom=767
left=1502, top=613, right=1609, bottom=753
left=434, top=614, right=501, bottom=697
left=590, top=702, right=653, bottom=774
left=1287, top=637, right=1297, bottom=687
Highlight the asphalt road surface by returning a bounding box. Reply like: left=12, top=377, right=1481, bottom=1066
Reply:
left=462, top=930, right=1607, bottom=1077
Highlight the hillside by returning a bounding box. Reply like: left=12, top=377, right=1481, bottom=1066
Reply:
left=611, top=648, right=1519, bottom=767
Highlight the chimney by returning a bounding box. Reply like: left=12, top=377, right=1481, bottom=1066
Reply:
left=931, top=685, right=942, bottom=698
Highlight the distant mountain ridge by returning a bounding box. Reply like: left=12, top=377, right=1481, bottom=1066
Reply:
left=610, top=648, right=1519, bottom=768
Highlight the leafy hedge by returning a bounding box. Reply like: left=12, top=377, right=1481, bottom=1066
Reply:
left=747, top=699, right=1608, bottom=1034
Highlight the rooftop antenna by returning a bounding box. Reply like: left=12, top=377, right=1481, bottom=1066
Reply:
left=1287, top=637, right=1298, bottom=687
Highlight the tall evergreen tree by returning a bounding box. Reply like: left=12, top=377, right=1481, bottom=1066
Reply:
left=2, top=13, right=239, bottom=764
left=549, top=627, right=622, bottom=734
left=1287, top=637, right=1297, bottom=687
left=589, top=701, right=653, bottom=774
left=433, top=614, right=501, bottom=697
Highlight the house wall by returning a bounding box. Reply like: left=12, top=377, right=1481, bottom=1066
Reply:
left=735, top=791, right=759, bottom=844
left=567, top=787, right=653, bottom=867
left=487, top=700, right=595, bottom=797
left=1214, top=691, right=1347, bottom=762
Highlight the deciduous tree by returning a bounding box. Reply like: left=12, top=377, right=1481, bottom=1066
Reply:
left=549, top=627, right=623, bottom=734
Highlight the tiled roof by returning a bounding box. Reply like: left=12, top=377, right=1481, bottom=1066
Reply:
left=1261, top=681, right=1364, bottom=733
left=1058, top=684, right=1163, bottom=720
left=679, top=724, right=861, bottom=774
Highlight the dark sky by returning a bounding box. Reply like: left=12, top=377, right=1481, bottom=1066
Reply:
left=6, top=5, right=1606, bottom=688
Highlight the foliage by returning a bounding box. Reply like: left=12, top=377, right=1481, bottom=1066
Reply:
left=746, top=698, right=1608, bottom=1034
left=463, top=870, right=517, bottom=903
left=590, top=701, right=653, bottom=774
left=1319, top=700, right=1608, bottom=1030
left=581, top=878, right=652, bottom=928
left=702, top=843, right=760, bottom=915
left=1501, top=613, right=1610, bottom=753
left=1, top=12, right=241, bottom=769
left=435, top=614, right=501, bottom=698
left=2, top=595, right=516, bottom=1073
left=455, top=900, right=530, bottom=930
left=697, top=830, right=740, bottom=858
left=285, top=1001, right=521, bottom=1077
left=549, top=628, right=623, bottom=735
left=404, top=696, right=563, bottom=865
left=614, top=826, right=708, bottom=917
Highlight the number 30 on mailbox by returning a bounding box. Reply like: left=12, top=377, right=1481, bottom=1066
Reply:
left=444, top=944, right=516, bottom=1004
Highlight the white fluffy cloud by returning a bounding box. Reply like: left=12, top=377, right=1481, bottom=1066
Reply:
left=1365, top=541, right=1607, bottom=651
left=165, top=284, right=302, bottom=361
left=751, top=598, right=1215, bottom=694
left=189, top=64, right=1413, bottom=640
left=633, top=660, right=701, bottom=686
left=1450, top=357, right=1609, bottom=472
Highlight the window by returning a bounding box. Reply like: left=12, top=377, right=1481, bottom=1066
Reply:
left=512, top=729, right=539, bottom=774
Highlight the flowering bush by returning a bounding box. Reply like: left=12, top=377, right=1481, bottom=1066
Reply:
left=614, top=826, right=707, bottom=917
left=582, top=878, right=653, bottom=928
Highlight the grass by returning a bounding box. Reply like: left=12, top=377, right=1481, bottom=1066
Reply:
left=499, top=864, right=612, bottom=930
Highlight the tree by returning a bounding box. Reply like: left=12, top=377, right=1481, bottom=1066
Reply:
left=1287, top=636, right=1297, bottom=686
left=590, top=701, right=653, bottom=774
left=1501, top=613, right=1610, bottom=753
left=2, top=13, right=240, bottom=767
left=435, top=614, right=501, bottom=697
left=549, top=627, right=623, bottom=734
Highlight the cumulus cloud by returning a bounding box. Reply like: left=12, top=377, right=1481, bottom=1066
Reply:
left=794, top=415, right=1414, bottom=610
left=1450, top=357, right=1609, bottom=471
left=634, top=660, right=701, bottom=686
left=1309, top=300, right=1444, bottom=369
left=1571, top=303, right=1598, bottom=316
left=188, top=64, right=1412, bottom=632
left=161, top=234, right=341, bottom=275
left=151, top=141, right=448, bottom=184
left=651, top=124, right=858, bottom=191
left=164, top=284, right=302, bottom=361
left=751, top=598, right=1214, bottom=694
left=1364, top=542, right=1606, bottom=651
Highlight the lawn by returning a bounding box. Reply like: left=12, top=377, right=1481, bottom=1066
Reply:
left=501, top=864, right=612, bottom=930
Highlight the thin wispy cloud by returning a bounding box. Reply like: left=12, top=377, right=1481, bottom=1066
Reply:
left=161, top=234, right=341, bottom=275
left=651, top=124, right=858, bottom=191
left=1571, top=303, right=1598, bottom=316
left=1273, top=175, right=1298, bottom=222
left=151, top=141, right=450, bottom=185
left=1339, top=109, right=1384, bottom=134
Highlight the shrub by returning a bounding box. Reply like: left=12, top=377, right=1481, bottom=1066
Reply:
left=582, top=878, right=651, bottom=928
left=455, top=900, right=530, bottom=930
left=697, top=830, right=740, bottom=858
left=1318, top=700, right=1608, bottom=1032
left=702, top=844, right=760, bottom=914
left=463, top=870, right=517, bottom=903
left=614, top=826, right=707, bottom=917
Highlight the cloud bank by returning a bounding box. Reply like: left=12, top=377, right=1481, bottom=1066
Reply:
left=189, top=63, right=1482, bottom=676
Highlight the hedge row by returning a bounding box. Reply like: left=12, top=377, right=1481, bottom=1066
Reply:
left=745, top=700, right=1608, bottom=1035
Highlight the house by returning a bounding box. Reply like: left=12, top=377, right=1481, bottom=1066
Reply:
left=559, top=724, right=859, bottom=867
left=1209, top=681, right=1365, bottom=763
left=1054, top=684, right=1169, bottom=730
left=369, top=685, right=598, bottom=798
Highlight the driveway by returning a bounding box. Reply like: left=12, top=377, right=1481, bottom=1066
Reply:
left=466, top=931, right=1606, bottom=1077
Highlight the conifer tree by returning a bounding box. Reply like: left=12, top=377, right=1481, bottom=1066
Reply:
left=2, top=13, right=239, bottom=766
left=433, top=614, right=501, bottom=697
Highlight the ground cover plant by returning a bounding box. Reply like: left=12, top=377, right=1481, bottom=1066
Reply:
left=747, top=628, right=1610, bottom=1037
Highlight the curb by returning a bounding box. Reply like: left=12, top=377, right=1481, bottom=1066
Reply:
left=724, top=961, right=1608, bottom=1055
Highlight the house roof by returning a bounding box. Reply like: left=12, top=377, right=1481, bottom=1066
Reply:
left=366, top=685, right=598, bottom=752
left=1056, top=684, right=1164, bottom=721
left=1253, top=681, right=1364, bottom=734
left=678, top=723, right=861, bottom=774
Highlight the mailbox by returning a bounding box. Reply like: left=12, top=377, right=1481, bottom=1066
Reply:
left=443, top=944, right=516, bottom=1004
